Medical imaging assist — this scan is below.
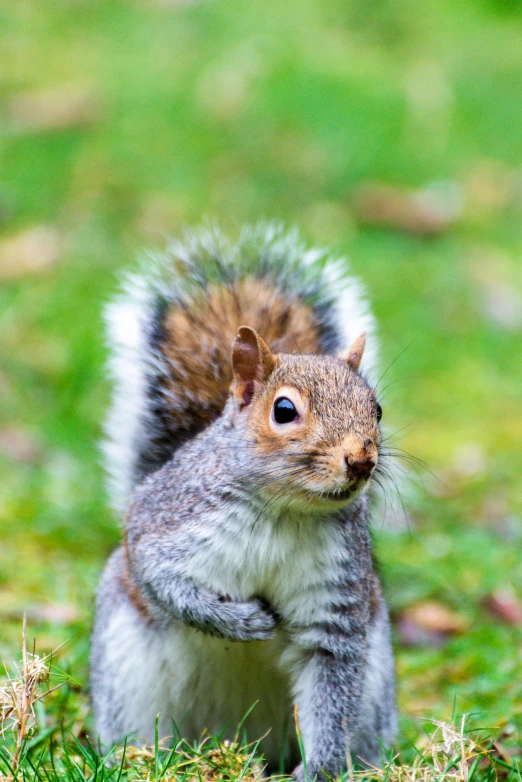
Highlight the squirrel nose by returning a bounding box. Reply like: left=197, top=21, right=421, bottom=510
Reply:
left=344, top=453, right=375, bottom=482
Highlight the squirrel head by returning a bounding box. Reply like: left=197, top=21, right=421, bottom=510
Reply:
left=231, top=326, right=382, bottom=511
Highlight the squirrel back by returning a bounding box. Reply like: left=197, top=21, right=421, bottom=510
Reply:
left=103, top=223, right=378, bottom=512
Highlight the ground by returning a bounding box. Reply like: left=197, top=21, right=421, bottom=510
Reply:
left=0, top=0, right=521, bottom=779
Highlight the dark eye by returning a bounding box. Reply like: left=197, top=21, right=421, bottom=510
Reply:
left=273, top=397, right=298, bottom=424
left=376, top=402, right=382, bottom=422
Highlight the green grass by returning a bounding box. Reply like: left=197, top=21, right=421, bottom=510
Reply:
left=1, top=0, right=521, bottom=777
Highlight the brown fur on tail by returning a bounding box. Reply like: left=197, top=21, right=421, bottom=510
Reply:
left=159, top=277, right=322, bottom=436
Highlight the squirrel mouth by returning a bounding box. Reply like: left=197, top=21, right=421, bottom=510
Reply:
left=322, top=487, right=355, bottom=502
left=310, top=485, right=358, bottom=504
left=317, top=478, right=370, bottom=504
left=289, top=479, right=370, bottom=507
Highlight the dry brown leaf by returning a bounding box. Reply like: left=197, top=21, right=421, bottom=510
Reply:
left=0, top=428, right=41, bottom=463
left=9, top=84, right=99, bottom=133
left=399, top=601, right=469, bottom=646
left=483, top=589, right=522, bottom=626
left=353, top=181, right=462, bottom=235
left=406, top=601, right=469, bottom=633
left=0, top=604, right=80, bottom=625
left=0, top=225, right=61, bottom=280
left=398, top=616, right=447, bottom=647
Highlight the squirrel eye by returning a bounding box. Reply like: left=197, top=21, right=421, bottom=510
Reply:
left=376, top=402, right=383, bottom=422
left=273, top=397, right=298, bottom=424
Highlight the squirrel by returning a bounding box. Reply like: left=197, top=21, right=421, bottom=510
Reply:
left=90, top=223, right=397, bottom=781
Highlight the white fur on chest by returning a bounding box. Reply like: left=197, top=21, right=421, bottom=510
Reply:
left=184, top=504, right=346, bottom=623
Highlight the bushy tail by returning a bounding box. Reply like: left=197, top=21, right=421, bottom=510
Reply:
left=103, top=223, right=378, bottom=513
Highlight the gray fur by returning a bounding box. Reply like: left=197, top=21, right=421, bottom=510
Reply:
left=92, top=231, right=396, bottom=779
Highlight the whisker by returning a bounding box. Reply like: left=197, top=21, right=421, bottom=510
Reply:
left=378, top=385, right=413, bottom=403
left=380, top=423, right=415, bottom=444
left=374, top=338, right=417, bottom=394
left=291, top=333, right=303, bottom=356
left=380, top=447, right=446, bottom=489
left=376, top=375, right=419, bottom=397
left=371, top=474, right=391, bottom=531
left=373, top=468, right=410, bottom=531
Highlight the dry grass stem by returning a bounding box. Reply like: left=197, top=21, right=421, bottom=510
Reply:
left=123, top=735, right=266, bottom=782
left=0, top=616, right=65, bottom=780
left=355, top=717, right=499, bottom=782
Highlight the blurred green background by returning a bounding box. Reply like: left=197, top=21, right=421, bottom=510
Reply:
left=1, top=0, right=521, bottom=747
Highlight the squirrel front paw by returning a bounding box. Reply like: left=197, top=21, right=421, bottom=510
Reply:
left=211, top=596, right=278, bottom=641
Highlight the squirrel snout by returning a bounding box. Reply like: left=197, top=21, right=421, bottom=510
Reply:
left=344, top=453, right=376, bottom=482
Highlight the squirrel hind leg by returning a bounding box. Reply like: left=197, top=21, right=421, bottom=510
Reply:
left=91, top=549, right=179, bottom=748
left=351, top=592, right=397, bottom=766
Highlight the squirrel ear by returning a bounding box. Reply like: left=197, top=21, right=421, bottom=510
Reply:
left=232, top=326, right=276, bottom=407
left=341, top=332, right=366, bottom=372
